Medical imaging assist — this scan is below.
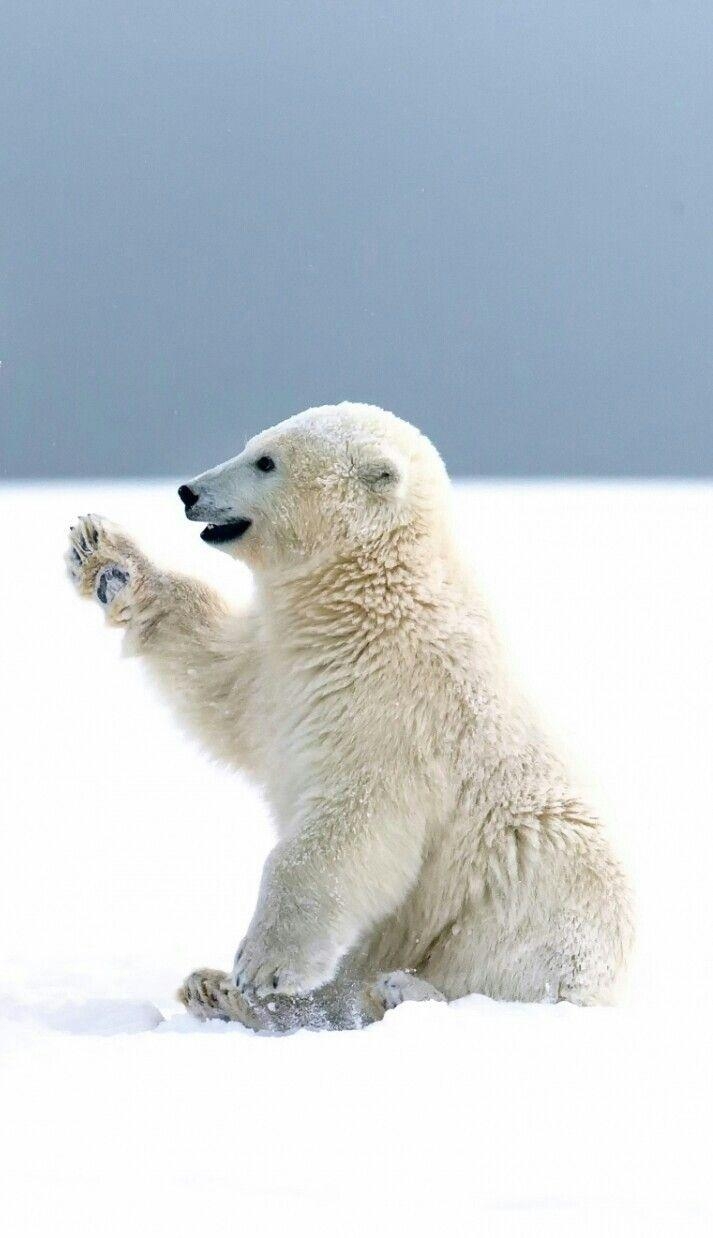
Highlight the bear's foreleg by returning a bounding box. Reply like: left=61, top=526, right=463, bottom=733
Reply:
left=65, top=513, right=263, bottom=773
left=232, top=795, right=425, bottom=999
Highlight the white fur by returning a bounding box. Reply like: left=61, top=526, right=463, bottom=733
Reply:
left=65, top=403, right=633, bottom=1029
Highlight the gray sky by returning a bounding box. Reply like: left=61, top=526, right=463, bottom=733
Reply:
left=2, top=1, right=712, bottom=478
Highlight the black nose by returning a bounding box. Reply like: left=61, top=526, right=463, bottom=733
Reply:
left=178, top=484, right=199, bottom=510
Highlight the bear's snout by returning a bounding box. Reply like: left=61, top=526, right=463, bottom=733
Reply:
left=178, top=484, right=199, bottom=510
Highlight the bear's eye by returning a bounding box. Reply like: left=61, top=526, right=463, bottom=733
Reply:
left=254, top=455, right=276, bottom=473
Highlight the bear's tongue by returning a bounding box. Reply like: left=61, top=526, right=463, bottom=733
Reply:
left=200, top=519, right=252, bottom=545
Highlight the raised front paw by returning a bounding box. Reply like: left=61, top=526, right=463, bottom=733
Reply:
left=65, top=514, right=136, bottom=621
left=232, top=929, right=339, bottom=999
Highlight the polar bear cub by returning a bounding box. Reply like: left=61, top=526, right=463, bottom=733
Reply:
left=66, top=403, right=633, bottom=1031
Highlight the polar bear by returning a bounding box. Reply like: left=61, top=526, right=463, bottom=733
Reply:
left=65, top=403, right=633, bottom=1031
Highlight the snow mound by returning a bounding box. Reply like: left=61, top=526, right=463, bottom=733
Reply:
left=1, top=995, right=163, bottom=1036
left=42, top=998, right=164, bottom=1035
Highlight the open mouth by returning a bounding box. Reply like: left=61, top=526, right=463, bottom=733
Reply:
left=200, top=519, right=252, bottom=545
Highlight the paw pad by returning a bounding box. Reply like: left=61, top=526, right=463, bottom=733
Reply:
left=95, top=565, right=129, bottom=606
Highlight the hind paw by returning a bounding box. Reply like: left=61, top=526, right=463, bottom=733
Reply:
left=370, top=971, right=446, bottom=1012
left=177, top=968, right=264, bottom=1030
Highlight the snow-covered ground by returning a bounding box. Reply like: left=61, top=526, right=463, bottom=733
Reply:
left=1, top=479, right=711, bottom=1235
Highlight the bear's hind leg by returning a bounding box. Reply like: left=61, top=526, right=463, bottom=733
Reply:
left=368, top=971, right=446, bottom=1012
left=178, top=968, right=270, bottom=1031
left=178, top=966, right=446, bottom=1033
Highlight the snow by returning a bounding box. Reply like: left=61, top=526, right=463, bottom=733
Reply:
left=1, top=479, right=711, bottom=1236
left=1, top=994, right=163, bottom=1035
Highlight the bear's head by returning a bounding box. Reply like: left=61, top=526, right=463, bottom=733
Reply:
left=178, top=403, right=451, bottom=571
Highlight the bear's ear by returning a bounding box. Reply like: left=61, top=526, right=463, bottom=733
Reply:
left=355, top=446, right=407, bottom=499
